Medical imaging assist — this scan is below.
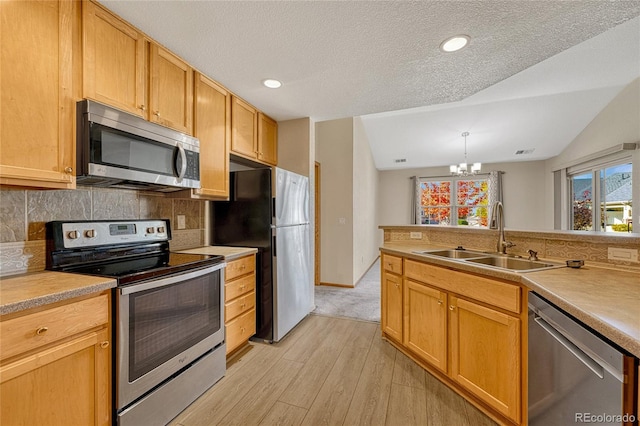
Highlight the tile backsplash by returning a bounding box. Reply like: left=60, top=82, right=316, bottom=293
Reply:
left=0, top=186, right=206, bottom=276
left=381, top=225, right=640, bottom=272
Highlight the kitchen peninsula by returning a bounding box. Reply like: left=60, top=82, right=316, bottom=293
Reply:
left=379, top=224, right=640, bottom=426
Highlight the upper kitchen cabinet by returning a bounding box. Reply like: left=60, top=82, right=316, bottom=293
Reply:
left=148, top=43, right=193, bottom=135
left=231, top=96, right=258, bottom=159
left=231, top=96, right=278, bottom=166
left=82, top=1, right=193, bottom=135
left=193, top=73, right=230, bottom=199
left=82, top=0, right=146, bottom=118
left=0, top=0, right=77, bottom=189
left=257, top=112, right=278, bottom=166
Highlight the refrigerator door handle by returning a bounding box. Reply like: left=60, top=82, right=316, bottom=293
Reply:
left=273, top=234, right=276, bottom=257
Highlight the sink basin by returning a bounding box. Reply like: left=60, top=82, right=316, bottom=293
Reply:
left=465, top=256, right=560, bottom=272
left=414, top=249, right=488, bottom=259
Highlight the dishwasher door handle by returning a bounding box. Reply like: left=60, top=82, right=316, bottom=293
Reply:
left=534, top=315, right=605, bottom=379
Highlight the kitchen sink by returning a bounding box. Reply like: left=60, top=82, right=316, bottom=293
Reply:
left=414, top=249, right=488, bottom=259
left=466, top=256, right=561, bottom=272
left=413, top=248, right=564, bottom=272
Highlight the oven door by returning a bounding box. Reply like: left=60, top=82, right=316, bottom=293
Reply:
left=116, top=263, right=224, bottom=409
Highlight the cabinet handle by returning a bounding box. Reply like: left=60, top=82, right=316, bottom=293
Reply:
left=449, top=305, right=455, bottom=311
left=240, top=303, right=245, bottom=309
left=240, top=327, right=245, bottom=334
left=64, top=167, right=73, bottom=174
left=394, top=282, right=399, bottom=288
left=437, top=300, right=443, bottom=305
left=240, top=264, right=246, bottom=270
left=36, top=326, right=49, bottom=335
left=139, top=104, right=146, bottom=111
left=100, top=341, right=110, bottom=349
left=154, top=111, right=160, bottom=117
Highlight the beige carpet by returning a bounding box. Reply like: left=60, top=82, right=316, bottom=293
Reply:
left=312, top=258, right=380, bottom=323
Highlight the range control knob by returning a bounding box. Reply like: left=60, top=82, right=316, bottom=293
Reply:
left=67, top=230, right=79, bottom=240
left=84, top=229, right=97, bottom=238
left=157, top=226, right=165, bottom=234
left=146, top=227, right=155, bottom=234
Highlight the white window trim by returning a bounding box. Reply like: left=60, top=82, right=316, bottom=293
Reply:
left=565, top=153, right=634, bottom=232
left=418, top=175, right=490, bottom=227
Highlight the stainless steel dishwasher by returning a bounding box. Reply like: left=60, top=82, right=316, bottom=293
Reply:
left=528, top=292, right=635, bottom=426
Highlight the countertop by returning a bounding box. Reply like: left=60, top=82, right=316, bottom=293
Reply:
left=0, top=271, right=116, bottom=316
left=381, top=243, right=640, bottom=358
left=174, top=246, right=258, bottom=261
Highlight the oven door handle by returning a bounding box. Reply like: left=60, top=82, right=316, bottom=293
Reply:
left=120, top=262, right=225, bottom=295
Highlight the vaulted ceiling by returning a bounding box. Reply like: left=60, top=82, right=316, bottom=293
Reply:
left=100, top=1, right=640, bottom=169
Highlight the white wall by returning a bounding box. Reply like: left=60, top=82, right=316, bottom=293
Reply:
left=352, top=117, right=380, bottom=282
left=316, top=118, right=354, bottom=285
left=377, top=161, right=548, bottom=230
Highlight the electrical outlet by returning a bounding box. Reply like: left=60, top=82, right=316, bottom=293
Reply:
left=607, top=247, right=638, bottom=262
left=177, top=215, right=186, bottom=230
left=410, top=232, right=422, bottom=240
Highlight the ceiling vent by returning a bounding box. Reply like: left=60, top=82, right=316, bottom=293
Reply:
left=515, top=149, right=535, bottom=155
left=394, top=158, right=407, bottom=163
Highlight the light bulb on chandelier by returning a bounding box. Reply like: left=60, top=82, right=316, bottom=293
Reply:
left=450, top=132, right=481, bottom=176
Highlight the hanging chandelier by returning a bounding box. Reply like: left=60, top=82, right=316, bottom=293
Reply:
left=450, top=132, right=481, bottom=176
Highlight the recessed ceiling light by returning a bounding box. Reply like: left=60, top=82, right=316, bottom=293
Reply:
left=262, top=79, right=282, bottom=89
left=439, top=35, right=470, bottom=53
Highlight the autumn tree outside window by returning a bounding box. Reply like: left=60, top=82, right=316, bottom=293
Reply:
left=419, top=177, right=489, bottom=227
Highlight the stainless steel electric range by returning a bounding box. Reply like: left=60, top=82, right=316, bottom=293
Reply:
left=46, top=219, right=226, bottom=426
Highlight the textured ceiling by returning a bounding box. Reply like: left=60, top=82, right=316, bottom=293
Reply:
left=99, top=1, right=640, bottom=169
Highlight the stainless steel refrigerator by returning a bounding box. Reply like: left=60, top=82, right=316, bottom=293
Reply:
left=212, top=167, right=313, bottom=342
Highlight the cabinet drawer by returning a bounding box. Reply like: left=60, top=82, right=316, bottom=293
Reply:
left=226, top=308, right=256, bottom=354
left=225, top=273, right=256, bottom=301
left=225, top=291, right=255, bottom=323
left=226, top=255, right=256, bottom=281
left=1, top=294, right=109, bottom=361
left=405, top=260, right=521, bottom=314
left=382, top=254, right=403, bottom=275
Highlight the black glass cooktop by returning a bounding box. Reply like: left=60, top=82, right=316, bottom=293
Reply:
left=54, top=251, right=224, bottom=286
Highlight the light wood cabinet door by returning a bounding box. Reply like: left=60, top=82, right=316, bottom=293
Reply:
left=381, top=270, right=403, bottom=342
left=404, top=279, right=447, bottom=373
left=231, top=96, right=258, bottom=159
left=194, top=73, right=230, bottom=198
left=0, top=0, right=75, bottom=189
left=0, top=292, right=111, bottom=426
left=1, top=328, right=111, bottom=426
left=257, top=112, right=277, bottom=165
left=82, top=0, right=146, bottom=117
left=449, top=295, right=521, bottom=423
left=149, top=43, right=193, bottom=134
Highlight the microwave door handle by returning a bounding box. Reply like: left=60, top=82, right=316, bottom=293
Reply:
left=176, top=144, right=187, bottom=179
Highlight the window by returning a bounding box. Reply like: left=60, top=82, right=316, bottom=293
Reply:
left=569, top=161, right=633, bottom=233
left=419, top=178, right=489, bottom=226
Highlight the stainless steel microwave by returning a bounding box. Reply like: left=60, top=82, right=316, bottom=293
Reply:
left=76, top=100, right=200, bottom=192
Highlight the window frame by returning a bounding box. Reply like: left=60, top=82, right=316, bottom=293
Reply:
left=566, top=155, right=633, bottom=233
left=418, top=175, right=490, bottom=227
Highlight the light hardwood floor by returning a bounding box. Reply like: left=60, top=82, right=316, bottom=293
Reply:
left=170, top=314, right=497, bottom=426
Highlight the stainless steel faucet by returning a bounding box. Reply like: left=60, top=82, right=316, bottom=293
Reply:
left=489, top=201, right=515, bottom=254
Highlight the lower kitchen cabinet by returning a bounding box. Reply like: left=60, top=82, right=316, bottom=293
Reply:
left=0, top=292, right=111, bottom=426
left=449, top=295, right=521, bottom=421
left=381, top=254, right=403, bottom=343
left=382, top=253, right=525, bottom=425
left=224, top=254, right=256, bottom=355
left=404, top=279, right=447, bottom=373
